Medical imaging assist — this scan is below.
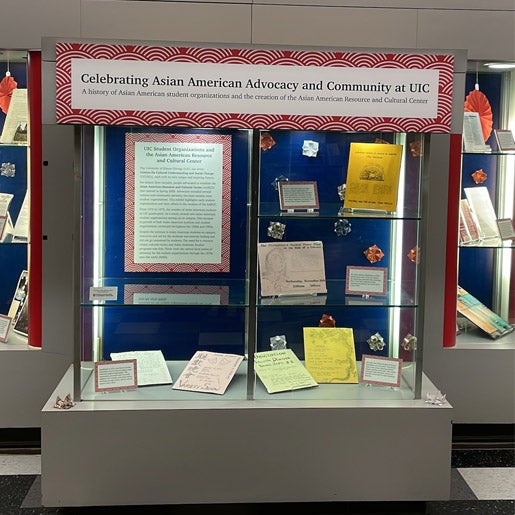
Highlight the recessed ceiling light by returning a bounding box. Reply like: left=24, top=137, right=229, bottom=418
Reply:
left=485, top=62, right=515, bottom=70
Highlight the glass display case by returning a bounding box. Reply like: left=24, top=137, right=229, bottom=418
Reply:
left=453, top=66, right=514, bottom=345
left=0, top=50, right=32, bottom=347
left=77, top=125, right=429, bottom=402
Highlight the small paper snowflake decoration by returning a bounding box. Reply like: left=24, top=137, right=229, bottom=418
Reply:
left=270, top=335, right=287, bottom=350
left=267, top=221, right=286, bottom=240
left=54, top=393, right=75, bottom=409
left=334, top=219, right=352, bottom=236
left=401, top=333, right=418, bottom=351
left=271, top=175, right=288, bottom=191
left=425, top=391, right=447, bottom=406
left=367, top=332, right=385, bottom=351
left=0, top=162, right=15, bottom=177
left=302, top=140, right=319, bottom=157
left=337, top=184, right=346, bottom=201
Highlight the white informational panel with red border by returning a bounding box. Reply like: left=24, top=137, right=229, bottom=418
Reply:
left=125, top=133, right=231, bottom=273
left=55, top=42, right=454, bottom=133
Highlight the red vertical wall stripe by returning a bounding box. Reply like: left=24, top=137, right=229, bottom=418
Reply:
left=442, top=132, right=463, bottom=347
left=28, top=51, right=42, bottom=348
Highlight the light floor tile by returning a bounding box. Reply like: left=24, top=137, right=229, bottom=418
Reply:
left=457, top=467, right=515, bottom=500
left=0, top=454, right=41, bottom=475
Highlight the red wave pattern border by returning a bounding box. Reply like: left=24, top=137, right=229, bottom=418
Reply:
left=55, top=43, right=454, bottom=133
left=124, top=133, right=231, bottom=273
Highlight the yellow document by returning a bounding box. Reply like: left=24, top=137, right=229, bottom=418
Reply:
left=303, top=327, right=358, bottom=383
left=254, top=348, right=318, bottom=394
left=343, top=142, right=403, bottom=212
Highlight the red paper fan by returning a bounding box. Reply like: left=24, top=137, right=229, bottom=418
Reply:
left=464, top=89, right=493, bottom=142
left=0, top=74, right=17, bottom=114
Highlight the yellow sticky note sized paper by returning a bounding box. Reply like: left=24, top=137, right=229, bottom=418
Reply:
left=303, top=327, right=358, bottom=383
left=343, top=142, right=403, bottom=212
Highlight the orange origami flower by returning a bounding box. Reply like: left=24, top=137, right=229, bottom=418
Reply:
left=0, top=74, right=17, bottom=114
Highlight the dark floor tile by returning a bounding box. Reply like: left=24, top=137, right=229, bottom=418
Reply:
left=452, top=448, right=515, bottom=468
left=450, top=469, right=477, bottom=500
left=427, top=500, right=515, bottom=514
left=0, top=475, right=38, bottom=508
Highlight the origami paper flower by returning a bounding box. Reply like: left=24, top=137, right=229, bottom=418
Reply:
left=471, top=169, right=487, bottom=184
left=319, top=314, right=336, bottom=328
left=464, top=89, right=493, bottom=142
left=0, top=74, right=17, bottom=114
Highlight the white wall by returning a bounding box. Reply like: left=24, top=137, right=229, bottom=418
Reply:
left=0, top=1, right=514, bottom=62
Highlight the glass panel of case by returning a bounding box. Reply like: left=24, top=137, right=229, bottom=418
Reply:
left=456, top=68, right=514, bottom=342
left=78, top=125, right=427, bottom=401
left=0, top=51, right=30, bottom=347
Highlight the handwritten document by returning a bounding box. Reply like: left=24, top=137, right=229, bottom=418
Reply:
left=110, top=349, right=173, bottom=386
left=172, top=351, right=243, bottom=395
left=303, top=327, right=358, bottom=383
left=254, top=348, right=318, bottom=394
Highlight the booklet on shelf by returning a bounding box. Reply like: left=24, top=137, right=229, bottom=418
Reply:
left=462, top=112, right=491, bottom=152
left=254, top=348, right=318, bottom=394
left=343, top=142, right=403, bottom=212
left=172, top=350, right=243, bottom=395
left=459, top=198, right=482, bottom=245
left=0, top=89, right=28, bottom=145
left=463, top=187, right=501, bottom=241
left=457, top=286, right=514, bottom=339
left=110, top=349, right=173, bottom=386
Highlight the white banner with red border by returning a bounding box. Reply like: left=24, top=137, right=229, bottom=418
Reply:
left=55, top=42, right=454, bottom=133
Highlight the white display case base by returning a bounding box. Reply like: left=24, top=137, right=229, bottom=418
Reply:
left=41, top=366, right=452, bottom=507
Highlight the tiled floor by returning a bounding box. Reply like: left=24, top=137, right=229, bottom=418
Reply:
left=0, top=448, right=513, bottom=514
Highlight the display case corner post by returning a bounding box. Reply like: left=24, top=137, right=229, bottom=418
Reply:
left=72, top=125, right=83, bottom=400
left=442, top=133, right=463, bottom=348
left=28, top=50, right=43, bottom=348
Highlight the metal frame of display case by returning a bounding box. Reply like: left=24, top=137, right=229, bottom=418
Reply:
left=41, top=38, right=465, bottom=507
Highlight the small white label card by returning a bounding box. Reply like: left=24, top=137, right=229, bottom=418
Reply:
left=360, top=354, right=402, bottom=387
left=110, top=349, right=173, bottom=386
left=345, top=266, right=387, bottom=296
left=89, top=286, right=118, bottom=301
left=94, top=359, right=138, bottom=393
left=494, top=129, right=515, bottom=151
left=278, top=181, right=319, bottom=211
left=172, top=350, right=244, bottom=395
left=496, top=218, right=515, bottom=240
left=0, top=314, right=12, bottom=342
